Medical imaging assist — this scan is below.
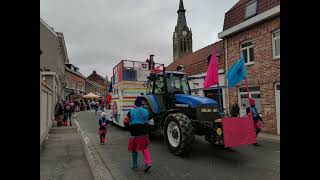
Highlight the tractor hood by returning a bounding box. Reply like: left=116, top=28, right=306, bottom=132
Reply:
left=174, top=94, right=218, bottom=108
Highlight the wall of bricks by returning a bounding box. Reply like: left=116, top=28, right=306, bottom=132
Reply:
left=223, top=0, right=280, bottom=30
left=87, top=71, right=108, bottom=96
left=227, top=17, right=280, bottom=134
left=66, top=71, right=86, bottom=94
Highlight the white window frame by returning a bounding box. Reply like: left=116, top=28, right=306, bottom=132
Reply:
left=272, top=29, right=280, bottom=59
left=238, top=86, right=261, bottom=114
left=72, top=82, right=76, bottom=89
left=245, top=0, right=258, bottom=19
left=240, top=40, right=254, bottom=65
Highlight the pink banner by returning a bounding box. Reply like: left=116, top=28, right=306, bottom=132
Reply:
left=222, top=117, right=256, bottom=147
left=203, top=48, right=219, bottom=89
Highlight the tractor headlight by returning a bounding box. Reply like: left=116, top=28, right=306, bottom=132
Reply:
left=201, top=108, right=210, bottom=112
left=216, top=128, right=222, bottom=136
left=201, top=108, right=219, bottom=113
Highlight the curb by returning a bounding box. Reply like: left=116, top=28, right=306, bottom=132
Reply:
left=74, top=113, right=115, bottom=180
left=257, top=133, right=280, bottom=143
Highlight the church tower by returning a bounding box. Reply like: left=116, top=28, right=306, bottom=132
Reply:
left=173, top=0, right=193, bottom=61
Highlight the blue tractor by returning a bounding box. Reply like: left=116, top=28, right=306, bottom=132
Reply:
left=141, top=66, right=224, bottom=156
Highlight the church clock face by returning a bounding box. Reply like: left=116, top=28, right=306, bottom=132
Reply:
left=182, top=31, right=187, bottom=36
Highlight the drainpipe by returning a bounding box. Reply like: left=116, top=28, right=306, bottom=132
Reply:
left=224, top=38, right=229, bottom=114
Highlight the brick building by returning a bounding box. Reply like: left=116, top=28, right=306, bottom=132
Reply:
left=218, top=0, right=280, bottom=134
left=64, top=64, right=86, bottom=98
left=85, top=79, right=105, bottom=97
left=87, top=70, right=109, bottom=97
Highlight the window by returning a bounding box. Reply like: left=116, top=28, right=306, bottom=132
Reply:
left=70, top=82, right=75, bottom=89
left=272, top=29, right=280, bottom=59
left=166, top=74, right=190, bottom=94
left=241, top=41, right=254, bottom=65
left=238, top=86, right=261, bottom=113
left=154, top=76, right=164, bottom=94
left=245, top=0, right=258, bottom=18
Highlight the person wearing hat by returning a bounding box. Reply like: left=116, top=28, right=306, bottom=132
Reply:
left=176, top=65, right=184, bottom=72
left=98, top=112, right=109, bottom=145
left=125, top=98, right=152, bottom=172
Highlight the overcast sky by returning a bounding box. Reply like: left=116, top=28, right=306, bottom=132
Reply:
left=40, top=0, right=238, bottom=79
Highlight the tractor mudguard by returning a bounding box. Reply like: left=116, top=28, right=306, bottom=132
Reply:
left=142, top=95, right=161, bottom=114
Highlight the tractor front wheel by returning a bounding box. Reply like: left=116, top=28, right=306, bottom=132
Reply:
left=164, top=113, right=195, bottom=156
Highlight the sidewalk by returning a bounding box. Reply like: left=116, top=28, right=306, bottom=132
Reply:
left=40, top=121, right=94, bottom=180
left=257, top=132, right=280, bottom=143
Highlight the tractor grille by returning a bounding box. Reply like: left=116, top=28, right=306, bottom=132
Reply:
left=196, top=105, right=219, bottom=121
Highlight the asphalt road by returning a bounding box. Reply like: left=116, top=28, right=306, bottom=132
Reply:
left=76, top=110, right=280, bottom=180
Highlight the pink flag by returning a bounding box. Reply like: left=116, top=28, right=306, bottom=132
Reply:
left=203, top=48, right=218, bottom=89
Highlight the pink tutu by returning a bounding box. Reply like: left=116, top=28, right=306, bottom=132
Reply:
left=128, top=135, right=149, bottom=152
left=98, top=129, right=108, bottom=135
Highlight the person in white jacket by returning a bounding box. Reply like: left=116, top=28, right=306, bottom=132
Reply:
left=240, top=104, right=247, bottom=117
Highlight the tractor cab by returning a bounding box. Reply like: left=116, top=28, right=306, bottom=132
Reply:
left=146, top=71, right=191, bottom=110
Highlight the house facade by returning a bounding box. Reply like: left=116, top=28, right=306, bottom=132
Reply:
left=85, top=79, right=106, bottom=97
left=218, top=0, right=280, bottom=134
left=87, top=70, right=108, bottom=97
left=64, top=64, right=86, bottom=98
left=40, top=18, right=67, bottom=102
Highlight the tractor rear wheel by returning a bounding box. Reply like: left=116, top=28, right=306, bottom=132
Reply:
left=164, top=113, right=195, bottom=156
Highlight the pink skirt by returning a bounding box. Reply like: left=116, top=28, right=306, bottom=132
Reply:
left=98, top=129, right=108, bottom=135
left=128, top=135, right=150, bottom=152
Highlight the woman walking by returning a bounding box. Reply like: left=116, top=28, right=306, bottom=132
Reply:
left=125, top=98, right=152, bottom=172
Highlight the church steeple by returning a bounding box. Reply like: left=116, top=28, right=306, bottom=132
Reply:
left=178, top=0, right=185, bottom=12
left=173, top=0, right=193, bottom=61
left=177, top=0, right=187, bottom=28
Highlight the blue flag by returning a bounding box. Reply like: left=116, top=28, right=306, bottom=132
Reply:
left=226, top=54, right=247, bottom=88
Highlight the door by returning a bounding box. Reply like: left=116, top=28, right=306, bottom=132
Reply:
left=275, top=83, right=280, bottom=135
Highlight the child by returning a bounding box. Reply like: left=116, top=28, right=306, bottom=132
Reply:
left=98, top=112, right=109, bottom=145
